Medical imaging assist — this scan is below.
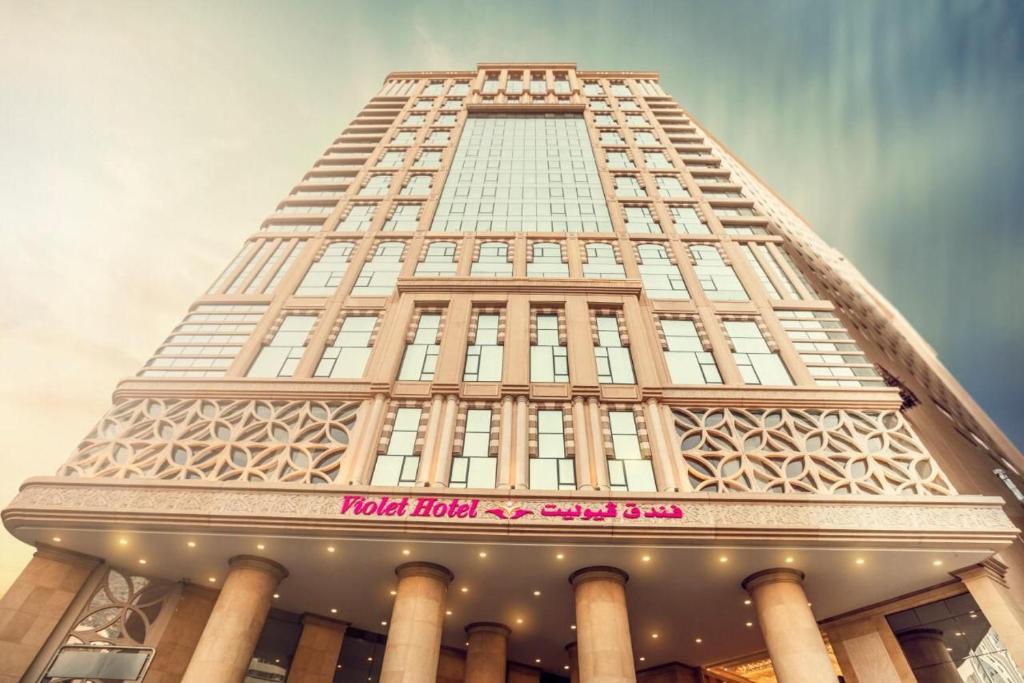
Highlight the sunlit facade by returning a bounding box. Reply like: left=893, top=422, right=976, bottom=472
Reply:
left=3, top=62, right=1024, bottom=683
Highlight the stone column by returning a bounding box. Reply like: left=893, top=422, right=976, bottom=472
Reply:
left=0, top=545, right=103, bottom=683
left=565, top=642, right=580, bottom=683
left=285, top=614, right=349, bottom=683
left=181, top=555, right=287, bottom=683
left=569, top=566, right=636, bottom=683
left=464, top=622, right=509, bottom=683
left=380, top=562, right=454, bottom=683
left=895, top=629, right=961, bottom=683
left=957, top=560, right=1024, bottom=670
left=742, top=568, right=835, bottom=683
left=823, top=614, right=915, bottom=683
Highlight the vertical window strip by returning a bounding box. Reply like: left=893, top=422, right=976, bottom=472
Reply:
left=669, top=206, right=710, bottom=234
left=594, top=313, right=635, bottom=384
left=740, top=244, right=781, bottom=299
left=755, top=244, right=801, bottom=299
left=449, top=407, right=499, bottom=488
left=722, top=319, right=793, bottom=386
left=352, top=241, right=405, bottom=296
left=315, top=314, right=378, bottom=379
left=295, top=242, right=355, bottom=296
left=660, top=318, right=722, bottom=385
left=582, top=242, right=625, bottom=279
left=526, top=242, right=569, bottom=278
left=689, top=245, right=748, bottom=301
left=370, top=407, right=423, bottom=487
left=398, top=311, right=443, bottom=381
left=530, top=409, right=575, bottom=490
left=207, top=242, right=258, bottom=294
left=261, top=241, right=302, bottom=294
left=464, top=312, right=504, bottom=382
left=531, top=311, right=569, bottom=383
left=141, top=304, right=267, bottom=378
left=606, top=409, right=656, bottom=492
left=225, top=241, right=275, bottom=294
left=636, top=244, right=689, bottom=300
left=471, top=241, right=513, bottom=277
left=247, top=314, right=318, bottom=378
left=415, top=241, right=458, bottom=277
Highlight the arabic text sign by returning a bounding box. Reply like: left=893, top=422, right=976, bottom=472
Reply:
left=338, top=495, right=684, bottom=522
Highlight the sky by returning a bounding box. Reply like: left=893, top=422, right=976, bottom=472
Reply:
left=0, top=0, right=1022, bottom=591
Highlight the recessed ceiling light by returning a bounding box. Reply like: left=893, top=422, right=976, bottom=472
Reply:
left=187, top=541, right=196, bottom=548
left=478, top=551, right=488, bottom=558
left=970, top=612, right=978, bottom=619
left=718, top=556, right=728, bottom=563
left=389, top=590, right=397, bottom=596
left=138, top=558, right=148, bottom=565
left=367, top=656, right=373, bottom=662
left=52, top=537, right=62, bottom=543
left=402, top=549, right=410, bottom=556
left=257, top=543, right=265, bottom=550
left=327, top=546, right=336, bottom=553
left=535, top=658, right=541, bottom=664
left=743, top=599, right=751, bottom=605
left=932, top=559, right=943, bottom=566
left=695, top=638, right=702, bottom=643
left=446, top=610, right=452, bottom=616
left=855, top=558, right=865, bottom=565
left=273, top=593, right=280, bottom=599
left=570, top=624, right=576, bottom=630
left=784, top=557, right=794, bottom=563
left=381, top=620, right=387, bottom=626
left=118, top=538, right=128, bottom=545
left=533, top=590, right=541, bottom=596
left=208, top=577, right=216, bottom=582
left=564, top=665, right=570, bottom=670
left=642, top=555, right=651, bottom=562
left=516, top=618, right=523, bottom=624
left=639, top=656, right=646, bottom=662
left=331, top=608, right=338, bottom=614
left=556, top=553, right=564, bottom=560
left=745, top=622, right=753, bottom=627
left=461, top=586, right=469, bottom=593
left=651, top=633, right=659, bottom=639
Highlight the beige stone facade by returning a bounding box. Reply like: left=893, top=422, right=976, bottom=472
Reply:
left=3, top=62, right=1024, bottom=682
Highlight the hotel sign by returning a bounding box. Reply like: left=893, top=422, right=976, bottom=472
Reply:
left=339, top=495, right=684, bottom=523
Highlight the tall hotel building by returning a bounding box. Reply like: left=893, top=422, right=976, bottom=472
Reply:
left=3, top=63, right=1024, bottom=683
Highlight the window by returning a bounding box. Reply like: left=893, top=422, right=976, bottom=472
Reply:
left=531, top=313, right=568, bottom=382
left=422, top=82, right=443, bottom=96
left=607, top=411, right=656, bottom=492
left=527, top=242, right=568, bottom=278
left=583, top=82, right=603, bottom=97
left=390, top=131, right=415, bottom=145
left=435, top=114, right=457, bottom=126
left=661, top=319, right=721, bottom=384
left=398, top=312, right=442, bottom=381
left=383, top=203, right=421, bottom=232
left=405, top=114, right=426, bottom=126
left=715, top=206, right=757, bottom=217
left=247, top=315, right=317, bottom=378
left=644, top=151, right=672, bottom=169
left=634, top=131, right=658, bottom=146
left=723, top=321, right=792, bottom=385
left=582, top=243, right=624, bottom=279
left=724, top=224, right=769, bottom=236
left=505, top=75, right=523, bottom=94
left=594, top=114, right=615, bottom=126
left=590, top=100, right=609, bottom=111
left=606, top=152, right=634, bottom=169
left=595, top=315, right=635, bottom=384
left=414, top=98, right=433, bottom=110
left=442, top=98, right=462, bottom=111
left=370, top=408, right=421, bottom=486
left=415, top=241, right=457, bottom=277
left=414, top=150, right=443, bottom=167
left=553, top=76, right=570, bottom=94
left=140, top=304, right=266, bottom=378
left=472, top=241, right=513, bottom=277
left=464, top=313, right=503, bottom=381
left=626, top=115, right=649, bottom=127
left=450, top=82, right=469, bottom=96
left=669, top=206, right=710, bottom=234
left=482, top=76, right=499, bottom=94
left=995, top=468, right=1024, bottom=503
left=401, top=174, right=432, bottom=196
left=601, top=131, right=626, bottom=146
left=377, top=150, right=405, bottom=168
left=618, top=99, right=639, bottom=111
left=359, top=175, right=391, bottom=196
left=336, top=204, right=376, bottom=231
left=430, top=115, right=613, bottom=233
left=777, top=310, right=883, bottom=387
left=351, top=241, right=404, bottom=296
left=624, top=206, right=661, bottom=234
left=315, top=315, right=376, bottom=378
left=426, top=131, right=450, bottom=146
left=610, top=83, right=631, bottom=97
left=530, top=410, right=575, bottom=490
left=742, top=244, right=801, bottom=299
left=295, top=242, right=355, bottom=296
left=529, top=76, right=547, bottom=95
left=656, top=176, right=688, bottom=198
left=614, top=176, right=644, bottom=198
left=449, top=409, right=497, bottom=488
left=636, top=244, right=688, bottom=299
left=690, top=245, right=748, bottom=300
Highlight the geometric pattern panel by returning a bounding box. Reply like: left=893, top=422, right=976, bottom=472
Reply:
left=60, top=398, right=360, bottom=485
left=66, top=567, right=176, bottom=647
left=671, top=408, right=956, bottom=496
